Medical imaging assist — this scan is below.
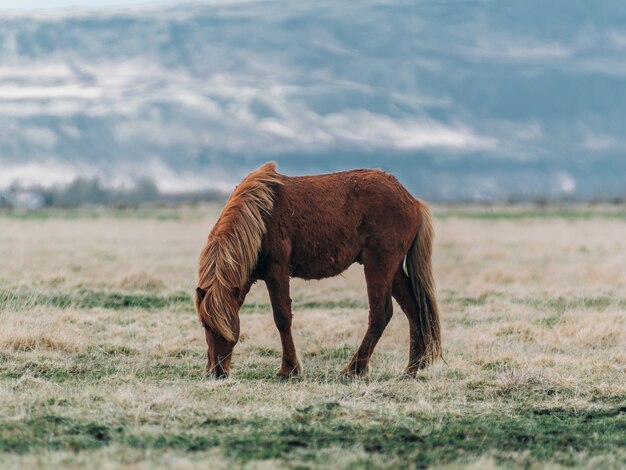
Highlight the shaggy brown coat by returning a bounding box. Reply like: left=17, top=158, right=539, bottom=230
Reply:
left=196, top=162, right=441, bottom=378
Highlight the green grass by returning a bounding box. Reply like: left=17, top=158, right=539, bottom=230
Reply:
left=444, top=292, right=626, bottom=313
left=306, top=345, right=355, bottom=361
left=3, top=289, right=622, bottom=321
left=1, top=403, right=624, bottom=467
left=0, top=289, right=370, bottom=313
left=0, top=289, right=192, bottom=312
left=525, top=296, right=626, bottom=313
left=0, top=360, right=119, bottom=383
left=241, top=299, right=368, bottom=313
left=0, top=352, right=204, bottom=384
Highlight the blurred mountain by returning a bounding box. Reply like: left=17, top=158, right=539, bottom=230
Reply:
left=1, top=0, right=625, bottom=200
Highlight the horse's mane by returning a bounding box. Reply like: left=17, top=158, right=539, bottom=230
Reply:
left=197, top=162, right=282, bottom=341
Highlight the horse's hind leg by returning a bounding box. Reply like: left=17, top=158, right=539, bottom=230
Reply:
left=392, top=268, right=427, bottom=376
left=342, top=254, right=395, bottom=377
left=265, top=264, right=301, bottom=378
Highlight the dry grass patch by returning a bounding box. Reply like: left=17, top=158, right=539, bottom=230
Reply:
left=0, top=205, right=625, bottom=468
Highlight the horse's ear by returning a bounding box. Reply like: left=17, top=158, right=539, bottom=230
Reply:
left=196, top=287, right=207, bottom=301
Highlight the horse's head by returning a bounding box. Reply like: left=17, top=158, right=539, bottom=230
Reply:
left=195, top=285, right=247, bottom=379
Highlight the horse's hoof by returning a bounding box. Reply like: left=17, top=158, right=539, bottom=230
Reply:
left=340, top=367, right=367, bottom=378
left=404, top=359, right=428, bottom=378
left=403, top=365, right=429, bottom=380
left=339, top=367, right=354, bottom=378
left=276, top=365, right=301, bottom=379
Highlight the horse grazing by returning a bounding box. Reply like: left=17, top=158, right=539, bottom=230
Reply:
left=195, top=162, right=442, bottom=379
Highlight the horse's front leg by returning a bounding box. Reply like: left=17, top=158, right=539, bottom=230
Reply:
left=265, top=265, right=301, bottom=378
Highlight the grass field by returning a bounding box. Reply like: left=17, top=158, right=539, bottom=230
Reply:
left=0, top=204, right=624, bottom=469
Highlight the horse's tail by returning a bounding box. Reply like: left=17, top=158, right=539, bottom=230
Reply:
left=405, top=200, right=442, bottom=367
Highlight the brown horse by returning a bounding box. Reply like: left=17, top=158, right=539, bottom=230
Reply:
left=195, top=162, right=442, bottom=379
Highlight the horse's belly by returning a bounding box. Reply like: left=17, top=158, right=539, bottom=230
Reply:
left=289, top=244, right=359, bottom=280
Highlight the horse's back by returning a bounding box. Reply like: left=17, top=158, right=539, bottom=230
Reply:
left=262, top=169, right=421, bottom=279
left=280, top=168, right=416, bottom=211
left=279, top=169, right=418, bottom=225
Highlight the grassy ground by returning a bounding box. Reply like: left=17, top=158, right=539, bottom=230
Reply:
left=0, top=204, right=624, bottom=469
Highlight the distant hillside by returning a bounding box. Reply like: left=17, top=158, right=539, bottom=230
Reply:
left=0, top=1, right=625, bottom=200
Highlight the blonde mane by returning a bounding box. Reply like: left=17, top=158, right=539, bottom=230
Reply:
left=197, top=162, right=282, bottom=341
